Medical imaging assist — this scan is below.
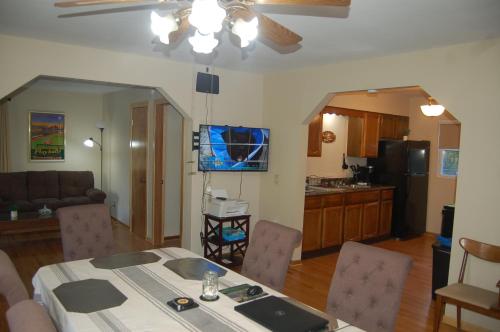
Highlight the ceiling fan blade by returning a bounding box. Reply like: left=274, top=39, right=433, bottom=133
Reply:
left=168, top=16, right=190, bottom=44
left=231, top=8, right=302, bottom=46
left=254, top=0, right=350, bottom=6
left=55, top=0, right=156, bottom=8
left=256, top=13, right=303, bottom=46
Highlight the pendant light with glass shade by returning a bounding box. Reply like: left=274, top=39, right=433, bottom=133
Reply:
left=421, top=97, right=445, bottom=117
left=231, top=17, right=259, bottom=47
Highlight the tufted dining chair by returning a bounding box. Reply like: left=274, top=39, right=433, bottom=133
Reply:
left=326, top=241, right=412, bottom=332
left=241, top=220, right=302, bottom=291
left=57, top=204, right=114, bottom=261
left=7, top=299, right=57, bottom=332
left=0, top=250, right=29, bottom=307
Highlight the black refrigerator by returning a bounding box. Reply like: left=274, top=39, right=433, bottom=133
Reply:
left=368, top=140, right=430, bottom=238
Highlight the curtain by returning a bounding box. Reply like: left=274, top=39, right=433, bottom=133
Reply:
left=0, top=101, right=9, bottom=172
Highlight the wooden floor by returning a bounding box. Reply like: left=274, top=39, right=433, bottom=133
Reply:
left=0, top=224, right=457, bottom=332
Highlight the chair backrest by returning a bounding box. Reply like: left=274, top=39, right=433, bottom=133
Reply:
left=57, top=204, right=114, bottom=261
left=326, top=241, right=412, bottom=332
left=458, top=237, right=500, bottom=282
left=0, top=250, right=29, bottom=307
left=241, top=220, right=302, bottom=291
left=7, top=299, right=57, bottom=332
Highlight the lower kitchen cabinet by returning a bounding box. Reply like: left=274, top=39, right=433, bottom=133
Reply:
left=362, top=201, right=380, bottom=239
left=322, top=206, right=344, bottom=247
left=343, top=204, right=363, bottom=241
left=302, top=208, right=322, bottom=251
left=303, top=188, right=394, bottom=256
left=379, top=196, right=393, bottom=236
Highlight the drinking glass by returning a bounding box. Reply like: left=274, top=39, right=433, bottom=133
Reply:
left=202, top=270, right=219, bottom=301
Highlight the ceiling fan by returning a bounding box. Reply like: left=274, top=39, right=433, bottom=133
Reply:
left=55, top=0, right=351, bottom=54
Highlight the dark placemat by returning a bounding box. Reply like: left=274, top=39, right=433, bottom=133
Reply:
left=164, top=258, right=227, bottom=280
left=90, top=252, right=161, bottom=269
left=53, top=279, right=127, bottom=313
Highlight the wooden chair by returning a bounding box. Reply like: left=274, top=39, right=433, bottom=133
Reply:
left=434, top=238, right=500, bottom=331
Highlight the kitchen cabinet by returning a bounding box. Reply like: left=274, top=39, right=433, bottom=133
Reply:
left=380, top=114, right=409, bottom=140
left=362, top=201, right=380, bottom=239
left=303, top=194, right=344, bottom=251
left=303, top=209, right=322, bottom=251
left=307, top=113, right=323, bottom=157
left=345, top=190, right=380, bottom=241
left=321, top=195, right=344, bottom=247
left=303, top=188, right=392, bottom=256
left=347, top=112, right=380, bottom=158
left=343, top=204, right=363, bottom=241
left=379, top=189, right=393, bottom=236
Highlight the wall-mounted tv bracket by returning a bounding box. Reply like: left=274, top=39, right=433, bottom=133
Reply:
left=192, top=131, right=200, bottom=150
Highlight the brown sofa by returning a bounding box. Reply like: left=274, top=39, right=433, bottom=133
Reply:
left=0, top=171, right=106, bottom=213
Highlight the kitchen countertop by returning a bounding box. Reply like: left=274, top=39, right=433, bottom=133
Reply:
left=305, top=184, right=396, bottom=197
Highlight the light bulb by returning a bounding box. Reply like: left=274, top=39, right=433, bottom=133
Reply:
left=150, top=11, right=179, bottom=45
left=189, top=30, right=219, bottom=54
left=189, top=0, right=226, bottom=35
left=232, top=17, right=258, bottom=48
left=84, top=139, right=94, bottom=148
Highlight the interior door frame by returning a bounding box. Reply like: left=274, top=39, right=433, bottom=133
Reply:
left=152, top=100, right=184, bottom=246
left=129, top=102, right=149, bottom=240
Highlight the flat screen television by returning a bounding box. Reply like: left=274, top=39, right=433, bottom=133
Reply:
left=198, top=124, right=270, bottom=172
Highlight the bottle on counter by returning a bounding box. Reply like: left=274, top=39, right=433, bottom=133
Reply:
left=10, top=205, right=18, bottom=220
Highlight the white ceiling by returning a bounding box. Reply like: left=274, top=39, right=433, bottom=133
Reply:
left=1, top=0, right=499, bottom=72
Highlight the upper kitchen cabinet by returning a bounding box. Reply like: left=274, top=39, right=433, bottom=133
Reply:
left=347, top=112, right=380, bottom=158
left=307, top=113, right=323, bottom=157
left=380, top=114, right=409, bottom=140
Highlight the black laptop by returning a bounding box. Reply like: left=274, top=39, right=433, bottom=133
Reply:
left=234, top=295, right=329, bottom=332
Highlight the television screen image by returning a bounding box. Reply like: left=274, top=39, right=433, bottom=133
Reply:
left=198, top=125, right=270, bottom=172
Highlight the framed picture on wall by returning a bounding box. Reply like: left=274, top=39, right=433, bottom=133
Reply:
left=29, top=111, right=65, bottom=161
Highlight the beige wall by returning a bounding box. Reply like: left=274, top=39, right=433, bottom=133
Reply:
left=408, top=96, right=458, bottom=234
left=7, top=89, right=103, bottom=184
left=306, top=113, right=366, bottom=178
left=260, top=39, right=500, bottom=329
left=102, top=88, right=155, bottom=226
left=0, top=33, right=264, bottom=255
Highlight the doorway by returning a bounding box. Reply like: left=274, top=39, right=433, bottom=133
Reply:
left=152, top=101, right=184, bottom=246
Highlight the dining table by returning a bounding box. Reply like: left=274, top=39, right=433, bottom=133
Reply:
left=33, top=247, right=363, bottom=332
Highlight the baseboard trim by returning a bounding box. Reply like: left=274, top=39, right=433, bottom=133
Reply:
left=290, top=259, right=302, bottom=266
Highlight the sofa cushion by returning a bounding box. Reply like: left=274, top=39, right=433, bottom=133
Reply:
left=31, top=198, right=64, bottom=211
left=0, top=173, right=28, bottom=201
left=59, top=171, right=94, bottom=198
left=13, top=200, right=37, bottom=212
left=27, top=171, right=59, bottom=200
left=61, top=196, right=92, bottom=206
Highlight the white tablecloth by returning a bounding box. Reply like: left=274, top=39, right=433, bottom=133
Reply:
left=33, top=247, right=362, bottom=332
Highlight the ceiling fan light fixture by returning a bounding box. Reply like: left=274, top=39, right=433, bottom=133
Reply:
left=150, top=11, right=179, bottom=45
left=232, top=17, right=259, bottom=48
left=189, top=0, right=226, bottom=35
left=420, top=97, right=445, bottom=117
left=189, top=30, right=219, bottom=54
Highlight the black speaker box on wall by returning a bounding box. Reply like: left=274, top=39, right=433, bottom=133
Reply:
left=196, top=72, right=219, bottom=94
